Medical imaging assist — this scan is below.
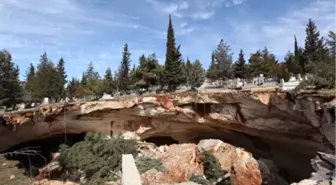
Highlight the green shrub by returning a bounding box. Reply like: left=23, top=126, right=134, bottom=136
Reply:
left=189, top=174, right=209, bottom=184
left=202, top=150, right=228, bottom=182
left=58, top=132, right=138, bottom=183
left=135, top=156, right=165, bottom=173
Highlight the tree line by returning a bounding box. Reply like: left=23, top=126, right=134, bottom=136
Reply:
left=0, top=17, right=335, bottom=108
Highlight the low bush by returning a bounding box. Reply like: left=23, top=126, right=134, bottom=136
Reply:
left=135, top=156, right=165, bottom=173
left=189, top=174, right=209, bottom=184
left=58, top=132, right=138, bottom=184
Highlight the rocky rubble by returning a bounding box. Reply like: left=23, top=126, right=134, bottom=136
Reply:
left=35, top=139, right=261, bottom=185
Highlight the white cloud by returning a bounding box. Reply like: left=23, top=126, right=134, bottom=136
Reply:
left=192, top=11, right=215, bottom=19
left=225, top=0, right=335, bottom=58
left=146, top=0, right=189, bottom=17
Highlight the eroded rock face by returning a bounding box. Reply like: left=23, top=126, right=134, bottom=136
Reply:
left=1, top=91, right=335, bottom=181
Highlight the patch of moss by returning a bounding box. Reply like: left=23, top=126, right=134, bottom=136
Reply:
left=0, top=156, right=32, bottom=185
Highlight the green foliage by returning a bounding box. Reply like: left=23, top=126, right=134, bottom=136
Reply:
left=58, top=132, right=138, bottom=184
left=202, top=150, right=228, bottom=182
left=232, top=49, right=247, bottom=78
left=118, top=43, right=131, bottom=94
left=189, top=174, right=209, bottom=184
left=134, top=53, right=161, bottom=90
left=206, top=52, right=219, bottom=81
left=327, top=31, right=335, bottom=58
left=274, top=63, right=290, bottom=82
left=32, top=52, right=58, bottom=101
left=249, top=47, right=278, bottom=77
left=55, top=58, right=67, bottom=100
left=0, top=156, right=31, bottom=185
left=207, top=39, right=233, bottom=82
left=0, top=50, right=22, bottom=108
left=135, top=156, right=165, bottom=173
left=189, top=59, right=205, bottom=90
left=103, top=67, right=116, bottom=94
left=284, top=51, right=300, bottom=75
left=164, top=15, right=186, bottom=92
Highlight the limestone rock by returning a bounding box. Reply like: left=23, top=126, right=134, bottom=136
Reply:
left=0, top=91, right=334, bottom=181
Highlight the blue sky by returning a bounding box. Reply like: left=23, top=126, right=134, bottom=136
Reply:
left=0, top=0, right=334, bottom=80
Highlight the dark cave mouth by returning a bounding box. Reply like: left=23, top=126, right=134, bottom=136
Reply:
left=144, top=136, right=179, bottom=146
left=142, top=131, right=314, bottom=184
left=3, top=130, right=315, bottom=184
left=4, top=133, right=86, bottom=176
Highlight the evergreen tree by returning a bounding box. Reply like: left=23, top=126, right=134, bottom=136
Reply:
left=189, top=59, right=205, bottom=90
left=303, top=19, right=323, bottom=73
left=164, top=15, right=184, bottom=91
left=118, top=43, right=131, bottom=94
left=56, top=58, right=67, bottom=100
left=327, top=31, right=335, bottom=58
left=206, top=51, right=219, bottom=82
left=213, top=39, right=233, bottom=81
left=293, top=36, right=304, bottom=74
left=24, top=63, right=36, bottom=102
left=284, top=51, right=297, bottom=75
left=185, top=57, right=192, bottom=85
left=33, top=52, right=58, bottom=101
left=0, top=50, right=22, bottom=108
left=103, top=68, right=115, bottom=94
left=249, top=47, right=278, bottom=77
left=84, top=62, right=103, bottom=97
left=232, top=49, right=247, bottom=78
left=81, top=72, right=87, bottom=86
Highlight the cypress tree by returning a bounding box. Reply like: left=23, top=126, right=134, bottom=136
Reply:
left=56, top=58, right=67, bottom=100
left=164, top=15, right=184, bottom=92
left=185, top=57, right=192, bottom=85
left=118, top=43, right=131, bottom=94
left=24, top=63, right=36, bottom=101
left=293, top=36, right=304, bottom=74
left=233, top=49, right=247, bottom=78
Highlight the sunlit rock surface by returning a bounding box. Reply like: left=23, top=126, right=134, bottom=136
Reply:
left=1, top=91, right=335, bottom=181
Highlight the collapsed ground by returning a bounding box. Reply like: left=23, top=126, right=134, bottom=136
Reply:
left=0, top=91, right=334, bottom=185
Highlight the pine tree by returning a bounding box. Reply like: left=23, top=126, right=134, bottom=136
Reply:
left=233, top=49, right=247, bottom=78
left=56, top=58, right=67, bottom=100
left=249, top=47, right=278, bottom=77
left=303, top=19, right=322, bottom=73
left=164, top=15, right=184, bottom=91
left=84, top=62, right=103, bottom=97
left=213, top=39, right=233, bottom=82
left=0, top=50, right=22, bottom=108
left=118, top=43, right=131, bottom=94
left=103, top=68, right=115, bottom=94
left=34, top=52, right=58, bottom=101
left=189, top=59, right=205, bottom=90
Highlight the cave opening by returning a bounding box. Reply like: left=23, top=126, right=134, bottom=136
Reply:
left=142, top=127, right=314, bottom=184
left=144, top=136, right=179, bottom=146
left=3, top=133, right=86, bottom=177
